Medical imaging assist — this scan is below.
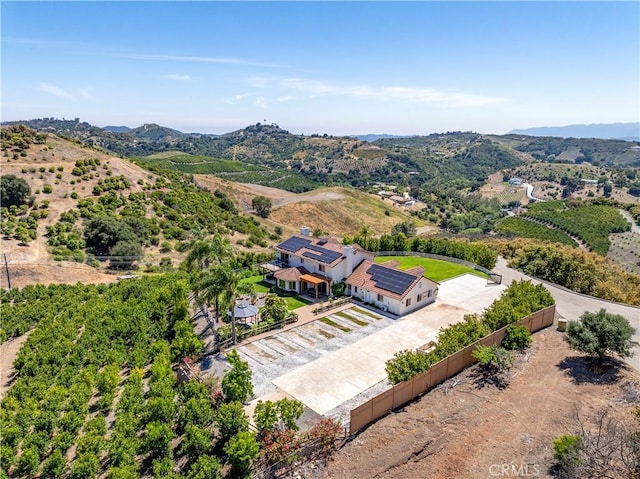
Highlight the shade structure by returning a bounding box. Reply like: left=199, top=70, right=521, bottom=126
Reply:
left=228, top=301, right=259, bottom=322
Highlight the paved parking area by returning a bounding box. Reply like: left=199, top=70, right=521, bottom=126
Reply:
left=236, top=274, right=506, bottom=420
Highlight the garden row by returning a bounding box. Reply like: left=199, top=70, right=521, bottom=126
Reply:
left=525, top=201, right=630, bottom=255
left=496, top=216, right=578, bottom=248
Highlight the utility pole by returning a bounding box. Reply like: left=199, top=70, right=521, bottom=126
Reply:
left=4, top=254, right=11, bottom=291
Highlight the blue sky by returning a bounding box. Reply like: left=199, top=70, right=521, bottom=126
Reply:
left=2, top=1, right=639, bottom=136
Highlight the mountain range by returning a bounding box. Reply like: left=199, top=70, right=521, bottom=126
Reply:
left=509, top=122, right=640, bottom=141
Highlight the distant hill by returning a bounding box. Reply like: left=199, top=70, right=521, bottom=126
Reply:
left=103, top=125, right=131, bottom=133
left=509, top=123, right=640, bottom=141
left=352, top=134, right=412, bottom=142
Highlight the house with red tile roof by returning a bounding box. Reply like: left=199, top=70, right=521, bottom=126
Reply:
left=265, top=228, right=439, bottom=315
left=267, top=228, right=374, bottom=298
left=345, top=259, right=438, bottom=316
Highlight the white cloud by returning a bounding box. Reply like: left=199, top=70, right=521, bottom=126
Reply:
left=279, top=77, right=507, bottom=107
left=255, top=96, right=267, bottom=108
left=163, top=74, right=191, bottom=81
left=277, top=96, right=293, bottom=102
left=37, top=83, right=72, bottom=98
left=234, top=93, right=251, bottom=101
left=115, top=53, right=282, bottom=68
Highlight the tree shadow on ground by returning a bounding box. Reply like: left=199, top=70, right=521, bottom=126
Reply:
left=470, top=367, right=510, bottom=390
left=557, top=356, right=624, bottom=384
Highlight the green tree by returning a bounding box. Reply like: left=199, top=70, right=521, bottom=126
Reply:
left=566, top=309, right=636, bottom=362
left=216, top=401, right=249, bottom=442
left=252, top=195, right=273, bottom=218
left=1, top=174, right=31, bottom=207
left=84, top=216, right=139, bottom=256
left=186, top=456, right=222, bottom=479
left=358, top=225, right=372, bottom=250
left=221, top=350, right=253, bottom=403
left=184, top=235, right=232, bottom=272
left=260, top=295, right=288, bottom=324
left=472, top=345, right=513, bottom=372
left=15, top=447, right=39, bottom=477
left=224, top=431, right=260, bottom=478
left=253, top=397, right=304, bottom=435
left=109, top=240, right=143, bottom=269
left=42, top=448, right=65, bottom=477
left=144, top=421, right=175, bottom=458
left=197, top=265, right=255, bottom=344
left=179, top=424, right=213, bottom=458
left=391, top=219, right=417, bottom=238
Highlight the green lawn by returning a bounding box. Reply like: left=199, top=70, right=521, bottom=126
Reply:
left=374, top=255, right=487, bottom=282
left=284, top=295, right=312, bottom=311
left=335, top=311, right=368, bottom=326
left=239, top=275, right=311, bottom=311
left=239, top=275, right=271, bottom=293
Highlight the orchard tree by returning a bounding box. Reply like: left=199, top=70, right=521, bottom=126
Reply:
left=221, top=350, right=253, bottom=402
left=566, top=309, right=636, bottom=362
left=224, top=431, right=260, bottom=477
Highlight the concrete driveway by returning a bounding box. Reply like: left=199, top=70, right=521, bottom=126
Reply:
left=261, top=275, right=506, bottom=415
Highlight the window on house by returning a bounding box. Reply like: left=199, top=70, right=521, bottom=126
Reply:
left=319, top=265, right=325, bottom=272
left=288, top=281, right=295, bottom=290
left=377, top=294, right=383, bottom=302
left=405, top=298, right=412, bottom=307
left=427, top=290, right=432, bottom=298
left=301, top=259, right=305, bottom=264
left=354, top=286, right=358, bottom=293
left=278, top=279, right=285, bottom=288
left=417, top=294, right=423, bottom=302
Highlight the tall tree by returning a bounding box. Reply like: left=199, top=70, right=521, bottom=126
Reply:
left=252, top=195, right=273, bottom=218
left=184, top=235, right=232, bottom=272
left=197, top=265, right=255, bottom=344
left=1, top=174, right=31, bottom=207
left=566, top=309, right=636, bottom=362
left=359, top=225, right=372, bottom=250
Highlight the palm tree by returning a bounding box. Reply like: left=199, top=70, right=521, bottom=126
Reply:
left=359, top=225, right=372, bottom=251
left=184, top=235, right=233, bottom=273
left=198, top=265, right=256, bottom=345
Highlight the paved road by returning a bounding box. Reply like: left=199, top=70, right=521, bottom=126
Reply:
left=494, top=257, right=640, bottom=370
left=620, top=209, right=640, bottom=234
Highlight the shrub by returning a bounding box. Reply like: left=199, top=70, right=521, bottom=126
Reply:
left=472, top=345, right=513, bottom=372
left=224, top=431, right=260, bottom=476
left=502, top=324, right=532, bottom=350
left=385, top=349, right=432, bottom=384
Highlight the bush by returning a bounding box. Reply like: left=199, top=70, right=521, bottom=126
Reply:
left=472, top=345, right=513, bottom=372
left=385, top=349, right=432, bottom=384
left=502, top=324, right=532, bottom=350
left=224, top=431, right=260, bottom=477
left=566, top=309, right=636, bottom=362
left=553, top=434, right=583, bottom=475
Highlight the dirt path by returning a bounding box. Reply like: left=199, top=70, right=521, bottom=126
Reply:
left=0, top=331, right=32, bottom=399
left=320, top=327, right=639, bottom=479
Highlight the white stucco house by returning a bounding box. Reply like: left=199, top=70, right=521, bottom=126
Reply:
left=345, top=259, right=438, bottom=316
left=266, top=228, right=374, bottom=298
left=263, top=228, right=439, bottom=315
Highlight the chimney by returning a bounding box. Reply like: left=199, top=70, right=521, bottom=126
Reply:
left=300, top=226, right=311, bottom=236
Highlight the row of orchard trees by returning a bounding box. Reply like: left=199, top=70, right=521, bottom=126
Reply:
left=1, top=234, right=336, bottom=478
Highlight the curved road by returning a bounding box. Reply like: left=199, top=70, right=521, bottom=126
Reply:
left=494, top=257, right=640, bottom=371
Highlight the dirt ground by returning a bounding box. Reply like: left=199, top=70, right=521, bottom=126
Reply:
left=319, top=327, right=640, bottom=479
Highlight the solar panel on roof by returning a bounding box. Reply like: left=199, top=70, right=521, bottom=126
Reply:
left=302, top=249, right=342, bottom=264
left=367, top=263, right=417, bottom=295
left=278, top=236, right=311, bottom=253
